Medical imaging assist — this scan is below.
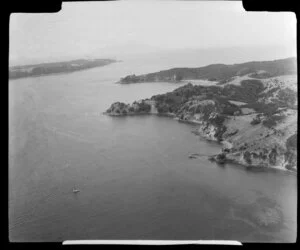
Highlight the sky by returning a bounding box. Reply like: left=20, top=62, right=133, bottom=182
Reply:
left=9, top=0, right=297, bottom=65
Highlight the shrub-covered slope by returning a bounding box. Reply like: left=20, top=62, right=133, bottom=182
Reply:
left=118, top=57, right=296, bottom=84
left=106, top=59, right=297, bottom=171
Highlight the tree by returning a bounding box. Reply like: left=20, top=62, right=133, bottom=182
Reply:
left=175, top=74, right=183, bottom=81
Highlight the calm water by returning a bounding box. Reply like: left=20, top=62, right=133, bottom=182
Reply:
left=9, top=59, right=297, bottom=242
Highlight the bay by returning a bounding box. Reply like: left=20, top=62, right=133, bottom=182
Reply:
left=9, top=57, right=297, bottom=242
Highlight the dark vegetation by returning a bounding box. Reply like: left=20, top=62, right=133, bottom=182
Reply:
left=284, top=133, right=297, bottom=170
left=211, top=116, right=227, bottom=141
left=119, top=57, right=296, bottom=84
left=254, top=104, right=288, bottom=129
left=9, top=59, right=117, bottom=79
left=106, top=100, right=151, bottom=115
left=120, top=74, right=141, bottom=83
left=250, top=115, right=262, bottom=125
left=133, top=101, right=151, bottom=113
left=244, top=151, right=252, bottom=164
left=149, top=83, right=233, bottom=141
left=244, top=102, right=277, bottom=114
left=262, top=114, right=286, bottom=128
left=217, top=77, right=235, bottom=85
left=268, top=148, right=277, bottom=165
left=215, top=153, right=227, bottom=164
left=107, top=57, right=297, bottom=170
left=277, top=88, right=297, bottom=108
left=150, top=79, right=267, bottom=116
left=286, top=133, right=297, bottom=150
left=111, top=64, right=295, bottom=137
left=248, top=71, right=274, bottom=79
left=144, top=75, right=296, bottom=139
left=221, top=79, right=265, bottom=103
left=148, top=75, right=294, bottom=130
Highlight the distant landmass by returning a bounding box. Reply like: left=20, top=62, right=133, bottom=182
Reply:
left=9, top=58, right=119, bottom=79
left=106, top=57, right=297, bottom=172
left=118, top=57, right=297, bottom=84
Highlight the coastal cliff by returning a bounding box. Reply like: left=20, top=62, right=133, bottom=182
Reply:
left=106, top=59, right=297, bottom=171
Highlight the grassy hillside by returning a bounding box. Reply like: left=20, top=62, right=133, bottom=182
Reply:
left=119, top=57, right=296, bottom=84
left=107, top=58, right=297, bottom=171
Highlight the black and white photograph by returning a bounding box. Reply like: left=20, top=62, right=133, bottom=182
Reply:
left=9, top=0, right=297, bottom=243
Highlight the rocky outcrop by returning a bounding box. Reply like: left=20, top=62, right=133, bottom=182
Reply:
left=209, top=109, right=297, bottom=171
left=105, top=100, right=153, bottom=116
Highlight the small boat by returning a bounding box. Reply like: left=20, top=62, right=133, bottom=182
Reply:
left=188, top=153, right=200, bottom=159
left=72, top=188, right=80, bottom=193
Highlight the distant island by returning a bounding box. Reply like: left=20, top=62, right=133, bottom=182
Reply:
left=9, top=58, right=119, bottom=79
left=118, top=57, right=296, bottom=84
left=106, top=57, right=297, bottom=172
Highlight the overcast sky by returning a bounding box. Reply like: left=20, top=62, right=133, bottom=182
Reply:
left=9, top=0, right=296, bottom=65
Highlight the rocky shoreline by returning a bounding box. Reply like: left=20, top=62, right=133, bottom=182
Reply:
left=105, top=60, right=297, bottom=172
left=105, top=98, right=297, bottom=172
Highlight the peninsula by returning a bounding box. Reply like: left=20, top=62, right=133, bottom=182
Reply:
left=118, top=57, right=296, bottom=84
left=9, top=58, right=118, bottom=79
left=105, top=57, right=297, bottom=171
